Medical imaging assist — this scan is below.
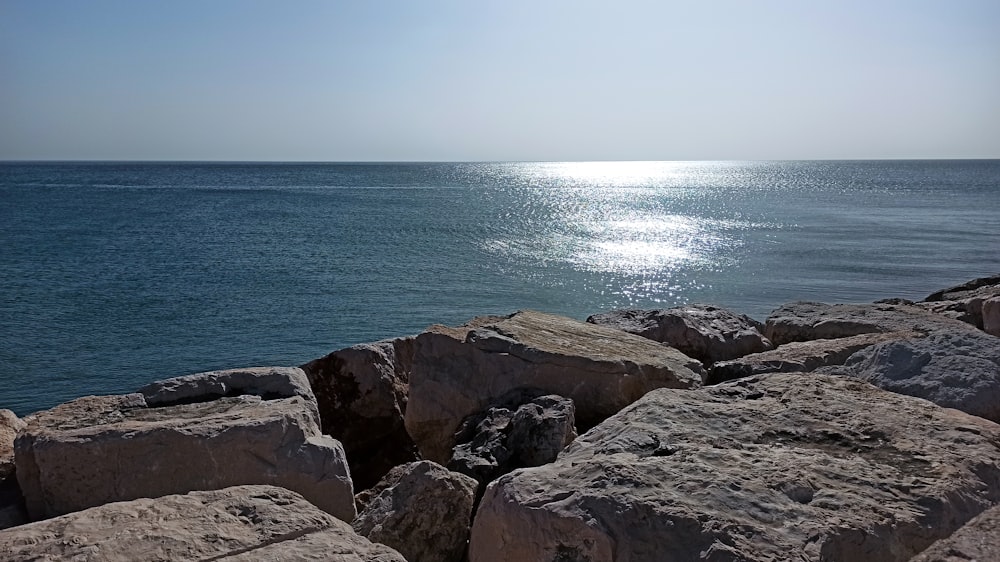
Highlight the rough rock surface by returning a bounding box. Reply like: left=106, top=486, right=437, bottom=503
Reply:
left=137, top=366, right=315, bottom=406
left=405, top=310, right=704, bottom=463
left=469, top=374, right=1000, bottom=562
left=587, top=304, right=773, bottom=364
left=819, top=329, right=1000, bottom=422
left=449, top=392, right=576, bottom=490
left=763, top=302, right=1000, bottom=422
left=909, top=503, right=1000, bottom=562
left=353, top=461, right=477, bottom=562
left=983, top=296, right=1000, bottom=337
left=301, top=337, right=418, bottom=491
left=708, top=331, right=917, bottom=384
left=921, top=274, right=1000, bottom=329
left=763, top=301, right=939, bottom=345
left=0, top=485, right=405, bottom=562
left=15, top=368, right=355, bottom=522
left=0, top=410, right=24, bottom=481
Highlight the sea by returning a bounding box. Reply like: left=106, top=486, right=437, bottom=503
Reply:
left=2, top=160, right=998, bottom=416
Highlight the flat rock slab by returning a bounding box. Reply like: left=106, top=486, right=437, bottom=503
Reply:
left=0, top=485, right=405, bottom=562
left=138, top=366, right=316, bottom=406
left=922, top=274, right=1000, bottom=329
left=708, top=331, right=917, bottom=384
left=763, top=302, right=948, bottom=345
left=588, top=304, right=773, bottom=364
left=405, top=310, right=705, bottom=463
left=821, top=329, right=1000, bottom=422
left=763, top=302, right=1000, bottom=422
left=910, top=503, right=1000, bottom=562
left=469, top=374, right=1000, bottom=562
left=16, top=367, right=355, bottom=522
left=925, top=274, right=1000, bottom=302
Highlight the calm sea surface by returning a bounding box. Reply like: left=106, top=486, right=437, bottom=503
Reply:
left=2, top=160, right=998, bottom=415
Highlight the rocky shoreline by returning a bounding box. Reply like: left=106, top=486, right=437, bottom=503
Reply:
left=1, top=274, right=999, bottom=561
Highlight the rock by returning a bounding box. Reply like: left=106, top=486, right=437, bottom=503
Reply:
left=708, top=331, right=917, bottom=384
left=449, top=392, right=576, bottom=491
left=920, top=274, right=1000, bottom=330
left=468, top=374, right=1000, bottom=562
left=15, top=368, right=355, bottom=522
left=587, top=304, right=773, bottom=364
left=763, top=301, right=936, bottom=345
left=909, top=503, right=1000, bottom=562
left=0, top=410, right=24, bottom=481
left=924, top=274, right=1000, bottom=302
left=820, top=329, right=1000, bottom=422
left=405, top=310, right=705, bottom=463
left=0, top=485, right=406, bottom=561
left=762, top=301, right=1000, bottom=422
left=983, top=296, right=1000, bottom=337
left=0, top=410, right=28, bottom=530
left=301, top=337, right=419, bottom=491
left=138, top=366, right=315, bottom=406
left=353, top=461, right=477, bottom=562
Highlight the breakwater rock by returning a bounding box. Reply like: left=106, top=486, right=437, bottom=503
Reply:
left=0, top=274, right=998, bottom=561
left=0, top=485, right=404, bottom=561
left=14, top=367, right=355, bottom=522
left=469, top=373, right=1000, bottom=561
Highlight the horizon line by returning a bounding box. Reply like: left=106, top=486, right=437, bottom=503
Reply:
left=3, top=157, right=1000, bottom=164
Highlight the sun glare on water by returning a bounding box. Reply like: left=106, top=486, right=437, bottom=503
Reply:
left=489, top=162, right=735, bottom=288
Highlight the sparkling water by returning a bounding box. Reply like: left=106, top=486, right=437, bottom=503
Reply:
left=2, top=160, right=998, bottom=414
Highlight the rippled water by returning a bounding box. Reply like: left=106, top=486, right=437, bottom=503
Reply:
left=2, top=160, right=998, bottom=414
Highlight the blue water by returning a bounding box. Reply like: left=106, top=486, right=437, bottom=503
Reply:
left=2, top=160, right=998, bottom=415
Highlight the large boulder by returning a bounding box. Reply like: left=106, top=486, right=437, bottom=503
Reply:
left=921, top=273, right=1000, bottom=329
left=301, top=337, right=419, bottom=491
left=405, top=310, right=704, bottom=463
left=0, top=410, right=26, bottom=529
left=708, top=331, right=917, bottom=384
left=353, top=461, right=478, bottom=562
left=469, top=374, right=1000, bottom=562
left=588, top=304, right=773, bottom=364
left=15, top=367, right=355, bottom=522
left=983, top=296, right=1000, bottom=337
left=138, top=366, right=316, bottom=405
left=910, top=503, right=1000, bottom=562
left=0, top=485, right=405, bottom=561
left=763, top=301, right=936, bottom=345
left=0, top=410, right=24, bottom=482
left=449, top=392, right=577, bottom=490
left=820, top=329, right=1000, bottom=422
left=763, top=302, right=1000, bottom=422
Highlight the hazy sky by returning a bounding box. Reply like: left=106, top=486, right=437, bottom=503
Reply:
left=2, top=0, right=998, bottom=161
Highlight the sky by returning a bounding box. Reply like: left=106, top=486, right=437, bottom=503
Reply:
left=1, top=0, right=999, bottom=161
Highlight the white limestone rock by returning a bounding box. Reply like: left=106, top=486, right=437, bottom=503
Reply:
left=588, top=304, right=773, bottom=364
left=15, top=367, right=355, bottom=522
left=0, top=485, right=404, bottom=561
left=405, top=310, right=704, bottom=463
left=469, top=374, right=1000, bottom=562
left=353, top=461, right=478, bottom=562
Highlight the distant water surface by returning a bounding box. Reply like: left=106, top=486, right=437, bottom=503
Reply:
left=2, top=160, right=998, bottom=415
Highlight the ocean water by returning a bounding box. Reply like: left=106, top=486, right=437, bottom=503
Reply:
left=2, top=160, right=998, bottom=415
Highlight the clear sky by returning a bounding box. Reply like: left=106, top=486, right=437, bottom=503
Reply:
left=2, top=0, right=998, bottom=161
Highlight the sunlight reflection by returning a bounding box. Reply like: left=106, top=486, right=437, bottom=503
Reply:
left=542, top=161, right=693, bottom=187
left=479, top=161, right=745, bottom=305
